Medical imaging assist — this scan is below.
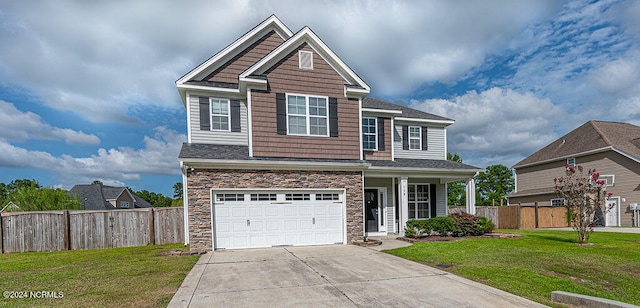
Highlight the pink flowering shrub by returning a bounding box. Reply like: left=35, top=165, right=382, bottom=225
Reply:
left=554, top=164, right=608, bottom=244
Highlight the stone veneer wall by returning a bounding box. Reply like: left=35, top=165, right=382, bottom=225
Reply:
left=186, top=169, right=364, bottom=251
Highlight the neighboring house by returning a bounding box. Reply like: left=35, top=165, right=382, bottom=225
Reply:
left=176, top=15, right=482, bottom=251
left=508, top=120, right=640, bottom=227
left=68, top=184, right=153, bottom=210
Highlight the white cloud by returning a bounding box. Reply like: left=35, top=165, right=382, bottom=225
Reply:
left=0, top=126, right=184, bottom=182
left=0, top=0, right=561, bottom=123
left=410, top=87, right=562, bottom=166
left=0, top=100, right=99, bottom=144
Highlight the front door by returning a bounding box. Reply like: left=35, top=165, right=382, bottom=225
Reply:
left=605, top=197, right=620, bottom=227
left=365, top=189, right=378, bottom=232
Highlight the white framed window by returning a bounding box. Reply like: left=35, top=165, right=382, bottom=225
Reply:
left=210, top=98, right=230, bottom=131
left=567, top=158, right=576, bottom=168
left=408, top=184, right=430, bottom=219
left=287, top=94, right=328, bottom=136
left=285, top=193, right=311, bottom=201
left=120, top=201, right=130, bottom=208
left=362, top=117, right=377, bottom=150
left=409, top=126, right=421, bottom=150
left=550, top=198, right=565, bottom=207
left=216, top=194, right=244, bottom=202
left=299, top=51, right=313, bottom=69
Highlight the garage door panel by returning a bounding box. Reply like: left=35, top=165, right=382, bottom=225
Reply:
left=213, top=191, right=344, bottom=250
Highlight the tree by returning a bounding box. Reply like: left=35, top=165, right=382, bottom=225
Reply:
left=133, top=189, right=172, bottom=207
left=92, top=180, right=103, bottom=185
left=446, top=153, right=466, bottom=206
left=6, top=186, right=84, bottom=211
left=554, top=164, right=609, bottom=244
left=173, top=182, right=183, bottom=199
left=475, top=164, right=514, bottom=206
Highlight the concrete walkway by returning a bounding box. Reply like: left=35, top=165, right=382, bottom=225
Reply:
left=169, top=241, right=547, bottom=307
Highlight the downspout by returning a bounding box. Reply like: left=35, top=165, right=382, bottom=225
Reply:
left=180, top=161, right=190, bottom=246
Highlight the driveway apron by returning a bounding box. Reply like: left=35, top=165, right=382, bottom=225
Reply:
left=169, top=244, right=547, bottom=307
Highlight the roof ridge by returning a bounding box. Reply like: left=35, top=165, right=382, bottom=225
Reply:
left=589, top=120, right=614, bottom=147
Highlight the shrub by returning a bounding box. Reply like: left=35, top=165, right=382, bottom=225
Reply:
left=449, top=212, right=490, bottom=237
left=405, top=219, right=430, bottom=238
left=479, top=216, right=495, bottom=233
left=428, top=216, right=454, bottom=236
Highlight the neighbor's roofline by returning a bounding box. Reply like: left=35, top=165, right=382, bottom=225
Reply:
left=514, top=146, right=640, bottom=169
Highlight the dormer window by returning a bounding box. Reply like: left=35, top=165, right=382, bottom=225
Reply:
left=299, top=51, right=313, bottom=69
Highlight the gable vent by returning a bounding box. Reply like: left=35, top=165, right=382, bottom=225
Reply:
left=299, top=51, right=313, bottom=70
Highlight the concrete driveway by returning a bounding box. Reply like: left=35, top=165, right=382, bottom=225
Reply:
left=169, top=244, right=547, bottom=307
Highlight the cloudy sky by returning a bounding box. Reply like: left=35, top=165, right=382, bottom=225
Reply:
left=1, top=0, right=639, bottom=196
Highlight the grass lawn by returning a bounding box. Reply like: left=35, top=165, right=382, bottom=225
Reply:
left=386, top=230, right=640, bottom=307
left=0, top=244, right=199, bottom=307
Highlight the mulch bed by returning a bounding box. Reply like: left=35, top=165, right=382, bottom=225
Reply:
left=399, top=233, right=523, bottom=243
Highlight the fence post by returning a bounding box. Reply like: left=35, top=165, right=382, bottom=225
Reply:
left=534, top=202, right=539, bottom=228
left=149, top=208, right=155, bottom=245
left=63, top=210, right=70, bottom=251
left=517, top=204, right=521, bottom=229
left=0, top=213, right=4, bottom=254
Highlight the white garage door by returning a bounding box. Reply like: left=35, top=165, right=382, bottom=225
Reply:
left=212, top=190, right=344, bottom=250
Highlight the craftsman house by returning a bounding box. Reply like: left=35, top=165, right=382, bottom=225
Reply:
left=177, top=15, right=482, bottom=250
left=508, top=120, right=640, bottom=227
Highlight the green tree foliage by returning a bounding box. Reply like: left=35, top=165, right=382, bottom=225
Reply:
left=92, top=180, right=103, bottom=185
left=446, top=153, right=467, bottom=206
left=132, top=189, right=172, bottom=207
left=1, top=179, right=83, bottom=211
left=173, top=182, right=183, bottom=199
left=475, top=164, right=514, bottom=206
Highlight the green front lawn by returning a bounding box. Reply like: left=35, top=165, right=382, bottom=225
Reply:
left=0, top=244, right=199, bottom=307
left=386, top=230, right=640, bottom=306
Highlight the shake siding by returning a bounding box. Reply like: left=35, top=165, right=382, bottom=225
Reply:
left=206, top=31, right=284, bottom=84
left=363, top=117, right=392, bottom=161
left=251, top=44, right=360, bottom=160
left=515, top=151, right=640, bottom=226
left=393, top=124, right=446, bottom=160
left=364, top=178, right=395, bottom=233
left=189, top=95, right=248, bottom=145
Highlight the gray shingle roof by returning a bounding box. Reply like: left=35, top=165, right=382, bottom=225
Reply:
left=363, top=97, right=453, bottom=122
left=68, top=184, right=153, bottom=210
left=368, top=158, right=481, bottom=171
left=514, top=120, right=640, bottom=167
left=179, top=143, right=481, bottom=172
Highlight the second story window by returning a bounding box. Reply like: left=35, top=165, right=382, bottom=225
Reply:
left=210, top=98, right=230, bottom=131
left=567, top=157, right=576, bottom=168
left=362, top=117, right=377, bottom=150
left=287, top=94, right=328, bottom=136
left=409, top=126, right=422, bottom=150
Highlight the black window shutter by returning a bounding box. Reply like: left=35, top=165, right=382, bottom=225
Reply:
left=377, top=118, right=385, bottom=151
left=421, top=126, right=428, bottom=151
left=199, top=97, right=210, bottom=130
left=276, top=93, right=286, bottom=135
left=329, top=97, right=338, bottom=137
left=230, top=100, right=241, bottom=132
left=402, top=125, right=409, bottom=150
left=430, top=184, right=437, bottom=218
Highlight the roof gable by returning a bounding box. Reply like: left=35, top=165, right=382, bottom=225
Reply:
left=240, top=26, right=370, bottom=97
left=176, top=15, right=293, bottom=102
left=514, top=120, right=640, bottom=167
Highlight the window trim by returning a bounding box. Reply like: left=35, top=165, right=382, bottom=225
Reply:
left=286, top=93, right=329, bottom=137
left=550, top=198, right=565, bottom=207
left=567, top=157, right=576, bottom=168
left=408, top=184, right=430, bottom=219
left=408, top=126, right=422, bottom=150
left=362, top=117, right=378, bottom=151
left=209, top=98, right=231, bottom=131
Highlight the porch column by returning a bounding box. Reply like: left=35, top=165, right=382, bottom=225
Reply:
left=399, top=176, right=409, bottom=236
left=466, top=177, right=476, bottom=215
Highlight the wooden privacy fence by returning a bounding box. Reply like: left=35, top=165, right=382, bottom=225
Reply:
left=0, top=207, right=184, bottom=253
left=448, top=205, right=569, bottom=229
